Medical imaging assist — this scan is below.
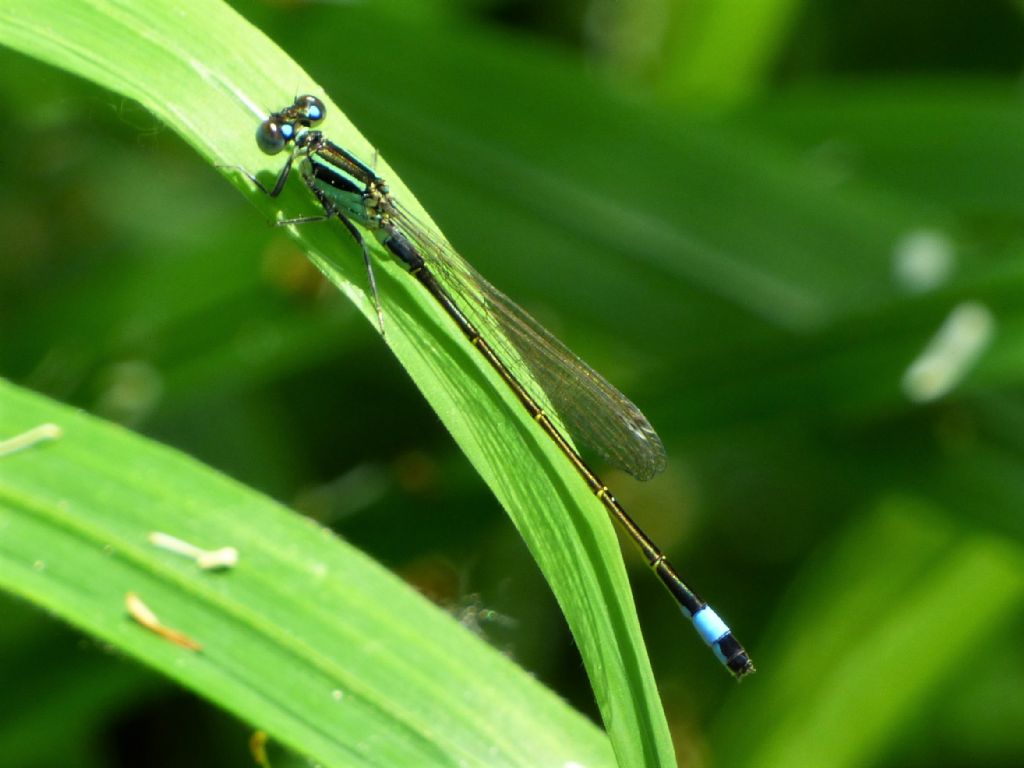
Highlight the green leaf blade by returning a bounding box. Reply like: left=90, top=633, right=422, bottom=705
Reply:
left=0, top=378, right=617, bottom=767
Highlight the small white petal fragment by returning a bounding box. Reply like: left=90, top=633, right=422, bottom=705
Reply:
left=893, top=229, right=955, bottom=293
left=148, top=531, right=202, bottom=558
left=903, top=302, right=995, bottom=403
left=148, top=531, right=238, bottom=571
left=125, top=591, right=202, bottom=651
left=0, top=423, right=62, bottom=457
left=195, top=547, right=239, bottom=570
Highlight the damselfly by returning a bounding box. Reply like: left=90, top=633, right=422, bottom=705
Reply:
left=245, top=95, right=754, bottom=679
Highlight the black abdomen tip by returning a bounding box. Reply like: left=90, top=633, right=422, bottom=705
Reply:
left=717, top=632, right=756, bottom=680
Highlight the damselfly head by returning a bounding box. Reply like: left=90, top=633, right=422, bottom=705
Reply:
left=256, top=96, right=326, bottom=155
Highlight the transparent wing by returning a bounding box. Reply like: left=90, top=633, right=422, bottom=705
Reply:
left=389, top=203, right=667, bottom=481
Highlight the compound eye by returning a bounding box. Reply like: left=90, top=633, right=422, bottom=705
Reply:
left=256, top=118, right=291, bottom=155
left=296, top=94, right=325, bottom=125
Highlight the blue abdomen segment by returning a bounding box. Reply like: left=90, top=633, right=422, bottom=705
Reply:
left=693, top=605, right=729, bottom=645
left=656, top=557, right=755, bottom=679
left=690, top=606, right=755, bottom=678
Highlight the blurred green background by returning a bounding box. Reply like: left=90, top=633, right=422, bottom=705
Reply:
left=2, top=0, right=1024, bottom=766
